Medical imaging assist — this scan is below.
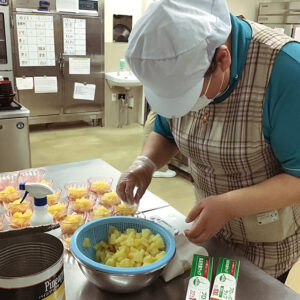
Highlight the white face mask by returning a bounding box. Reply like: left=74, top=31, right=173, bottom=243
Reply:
left=190, top=72, right=225, bottom=112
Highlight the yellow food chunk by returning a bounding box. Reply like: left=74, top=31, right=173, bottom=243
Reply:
left=65, top=237, right=72, bottom=245
left=61, top=214, right=84, bottom=234
left=47, top=192, right=60, bottom=206
left=40, top=179, right=50, bottom=186
left=100, top=192, right=121, bottom=207
left=7, top=199, right=29, bottom=214
left=11, top=209, right=33, bottom=227
left=67, top=187, right=88, bottom=199
left=93, top=206, right=111, bottom=219
left=73, top=197, right=93, bottom=212
left=0, top=186, right=20, bottom=202
left=82, top=237, right=91, bottom=248
left=114, top=203, right=137, bottom=216
left=48, top=203, right=67, bottom=221
left=92, top=226, right=166, bottom=268
left=91, top=181, right=110, bottom=194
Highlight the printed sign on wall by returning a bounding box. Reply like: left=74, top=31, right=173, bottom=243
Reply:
left=16, top=14, right=55, bottom=67
left=63, top=18, right=86, bottom=56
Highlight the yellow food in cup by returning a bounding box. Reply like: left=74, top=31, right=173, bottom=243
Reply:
left=93, top=226, right=166, bottom=268
left=40, top=179, right=51, bottom=186
left=67, top=187, right=88, bottom=200
left=114, top=203, right=137, bottom=216
left=48, top=203, right=67, bottom=221
left=61, top=214, right=84, bottom=234
left=0, top=186, right=20, bottom=203
left=7, top=198, right=29, bottom=214
left=100, top=192, right=121, bottom=207
left=47, top=192, right=60, bottom=206
left=73, top=197, right=93, bottom=213
left=91, top=181, right=110, bottom=194
left=11, top=209, right=33, bottom=228
left=92, top=206, right=111, bottom=219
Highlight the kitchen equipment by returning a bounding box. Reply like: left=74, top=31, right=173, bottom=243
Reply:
left=0, top=5, right=14, bottom=84
left=71, top=216, right=176, bottom=293
left=10, top=0, right=104, bottom=125
left=0, top=101, right=31, bottom=172
left=0, top=231, right=65, bottom=300
left=0, top=80, right=15, bottom=107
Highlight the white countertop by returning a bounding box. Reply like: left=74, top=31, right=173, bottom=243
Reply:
left=0, top=103, right=30, bottom=119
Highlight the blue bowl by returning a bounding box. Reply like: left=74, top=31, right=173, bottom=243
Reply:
left=71, top=216, right=176, bottom=276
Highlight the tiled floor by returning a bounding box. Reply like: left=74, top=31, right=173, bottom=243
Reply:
left=29, top=121, right=299, bottom=294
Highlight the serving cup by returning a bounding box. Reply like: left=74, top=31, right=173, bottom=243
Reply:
left=0, top=187, right=21, bottom=203
left=70, top=193, right=97, bottom=214
left=64, top=181, right=89, bottom=201
left=19, top=168, right=46, bottom=183
left=87, top=205, right=112, bottom=222
left=60, top=213, right=86, bottom=235
left=48, top=199, right=68, bottom=222
left=47, top=187, right=62, bottom=206
left=112, top=201, right=139, bottom=217
left=6, top=209, right=33, bottom=229
left=0, top=171, right=19, bottom=192
left=99, top=191, right=121, bottom=209
left=88, top=176, right=113, bottom=195
left=4, top=198, right=32, bottom=215
left=71, top=216, right=176, bottom=293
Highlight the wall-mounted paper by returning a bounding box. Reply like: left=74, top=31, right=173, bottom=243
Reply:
left=16, top=14, right=55, bottom=67
left=69, top=57, right=90, bottom=74
left=73, top=82, right=95, bottom=101
left=16, top=77, right=34, bottom=90
left=63, top=18, right=86, bottom=56
left=56, top=0, right=79, bottom=13
left=34, top=76, right=58, bottom=93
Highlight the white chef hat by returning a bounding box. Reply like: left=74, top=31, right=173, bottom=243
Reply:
left=125, top=0, right=232, bottom=118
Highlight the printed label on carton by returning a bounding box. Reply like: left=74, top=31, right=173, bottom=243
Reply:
left=185, top=255, right=213, bottom=300
left=210, top=257, right=240, bottom=300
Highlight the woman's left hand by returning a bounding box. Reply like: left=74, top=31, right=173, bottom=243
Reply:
left=184, top=194, right=233, bottom=243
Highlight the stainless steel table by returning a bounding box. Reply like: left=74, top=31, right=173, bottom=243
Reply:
left=43, top=159, right=300, bottom=300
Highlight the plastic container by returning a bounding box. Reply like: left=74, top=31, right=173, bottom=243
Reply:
left=48, top=200, right=68, bottom=222
left=64, top=181, right=89, bottom=201
left=88, top=176, right=113, bottom=195
left=60, top=213, right=85, bottom=234
left=4, top=198, right=32, bottom=215
left=19, top=168, right=46, bottom=183
left=0, top=172, right=19, bottom=191
left=70, top=193, right=96, bottom=214
left=47, top=187, right=62, bottom=206
left=99, top=191, right=121, bottom=208
left=0, top=186, right=21, bottom=203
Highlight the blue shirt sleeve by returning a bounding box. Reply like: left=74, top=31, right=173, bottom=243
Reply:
left=153, top=114, right=175, bottom=143
left=263, top=41, right=300, bottom=177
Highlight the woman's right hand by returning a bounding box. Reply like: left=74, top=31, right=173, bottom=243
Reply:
left=116, top=156, right=157, bottom=205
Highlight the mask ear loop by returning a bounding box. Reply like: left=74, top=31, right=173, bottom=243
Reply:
left=215, top=71, right=225, bottom=98
left=202, top=73, right=212, bottom=97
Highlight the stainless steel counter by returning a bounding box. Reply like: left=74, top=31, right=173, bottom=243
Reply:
left=43, top=159, right=300, bottom=300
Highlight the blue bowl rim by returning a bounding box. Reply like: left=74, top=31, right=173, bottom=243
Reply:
left=71, top=216, right=176, bottom=275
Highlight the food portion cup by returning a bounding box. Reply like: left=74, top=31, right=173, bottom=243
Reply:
left=88, top=176, right=113, bottom=195
left=6, top=209, right=33, bottom=229
left=70, top=193, right=96, bottom=214
left=19, top=168, right=46, bottom=183
left=0, top=187, right=21, bottom=203
left=4, top=198, right=32, bottom=215
left=64, top=182, right=89, bottom=201
left=60, top=213, right=85, bottom=235
left=48, top=199, right=68, bottom=222
left=47, top=187, right=62, bottom=206
left=0, top=172, right=19, bottom=192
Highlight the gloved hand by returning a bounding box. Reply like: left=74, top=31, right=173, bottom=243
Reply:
left=116, top=155, right=157, bottom=204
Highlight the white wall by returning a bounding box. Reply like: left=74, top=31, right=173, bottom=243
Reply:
left=105, top=0, right=142, bottom=43
left=227, top=0, right=271, bottom=21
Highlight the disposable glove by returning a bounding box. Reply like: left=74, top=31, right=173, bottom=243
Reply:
left=116, top=155, right=157, bottom=204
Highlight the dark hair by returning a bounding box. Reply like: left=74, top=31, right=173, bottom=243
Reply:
left=204, top=48, right=218, bottom=77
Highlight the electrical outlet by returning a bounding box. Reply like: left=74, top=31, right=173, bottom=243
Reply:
left=112, top=93, right=117, bottom=102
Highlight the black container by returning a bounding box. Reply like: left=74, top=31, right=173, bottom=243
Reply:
left=0, top=80, right=15, bottom=107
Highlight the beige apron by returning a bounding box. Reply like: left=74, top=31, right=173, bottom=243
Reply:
left=169, top=20, right=300, bottom=277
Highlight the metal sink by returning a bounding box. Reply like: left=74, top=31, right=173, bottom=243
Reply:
left=105, top=71, right=142, bottom=88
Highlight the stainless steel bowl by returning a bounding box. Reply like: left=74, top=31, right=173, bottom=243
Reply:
left=74, top=258, right=169, bottom=293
